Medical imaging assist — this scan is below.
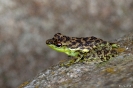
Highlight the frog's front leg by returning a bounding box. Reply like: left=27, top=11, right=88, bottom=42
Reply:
left=74, top=54, right=84, bottom=63
left=59, top=53, right=83, bottom=67
left=59, top=57, right=78, bottom=67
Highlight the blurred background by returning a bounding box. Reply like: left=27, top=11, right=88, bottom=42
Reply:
left=0, top=0, right=133, bottom=87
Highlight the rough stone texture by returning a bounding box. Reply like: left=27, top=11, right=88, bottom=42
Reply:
left=20, top=33, right=133, bottom=88
left=0, top=0, right=133, bottom=88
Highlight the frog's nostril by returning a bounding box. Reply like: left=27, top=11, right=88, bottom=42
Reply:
left=46, top=39, right=54, bottom=44
left=46, top=40, right=49, bottom=44
left=46, top=40, right=51, bottom=44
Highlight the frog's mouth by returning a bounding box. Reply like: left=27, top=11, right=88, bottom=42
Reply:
left=46, top=43, right=66, bottom=52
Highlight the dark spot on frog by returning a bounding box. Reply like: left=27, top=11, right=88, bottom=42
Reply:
left=101, top=57, right=105, bottom=61
left=82, top=37, right=88, bottom=41
left=97, top=51, right=102, bottom=55
left=96, top=39, right=101, bottom=43
left=76, top=39, right=82, bottom=43
left=86, top=40, right=93, bottom=44
left=65, top=36, right=70, bottom=41
left=90, top=36, right=98, bottom=40
left=104, top=50, right=109, bottom=55
left=111, top=50, right=117, bottom=55
left=102, top=41, right=108, bottom=44
left=84, top=43, right=89, bottom=46
left=77, top=43, right=83, bottom=48
left=71, top=41, right=77, bottom=45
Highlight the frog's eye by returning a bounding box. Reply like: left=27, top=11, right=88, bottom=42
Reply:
left=56, top=42, right=62, bottom=47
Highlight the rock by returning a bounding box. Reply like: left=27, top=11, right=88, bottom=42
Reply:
left=19, top=33, right=133, bottom=88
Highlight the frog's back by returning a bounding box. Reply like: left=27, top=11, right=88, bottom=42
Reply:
left=51, top=33, right=117, bottom=51
left=68, top=36, right=106, bottom=49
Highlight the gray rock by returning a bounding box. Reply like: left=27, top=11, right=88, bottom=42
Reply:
left=20, top=33, right=133, bottom=88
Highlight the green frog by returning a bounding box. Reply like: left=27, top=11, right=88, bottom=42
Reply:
left=46, top=33, right=120, bottom=66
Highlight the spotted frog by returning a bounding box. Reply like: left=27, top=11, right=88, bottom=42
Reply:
left=46, top=33, right=120, bottom=66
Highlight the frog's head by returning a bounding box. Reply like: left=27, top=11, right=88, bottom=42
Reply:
left=46, top=33, right=71, bottom=53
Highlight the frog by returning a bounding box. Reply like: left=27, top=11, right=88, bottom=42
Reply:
left=46, top=33, right=120, bottom=67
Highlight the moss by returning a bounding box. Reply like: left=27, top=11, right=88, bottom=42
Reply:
left=18, top=81, right=30, bottom=88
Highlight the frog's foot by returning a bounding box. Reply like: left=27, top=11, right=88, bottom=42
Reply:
left=59, top=59, right=76, bottom=67
left=59, top=57, right=83, bottom=67
left=96, top=60, right=110, bottom=67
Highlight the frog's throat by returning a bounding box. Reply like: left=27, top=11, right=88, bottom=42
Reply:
left=48, top=45, right=79, bottom=57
